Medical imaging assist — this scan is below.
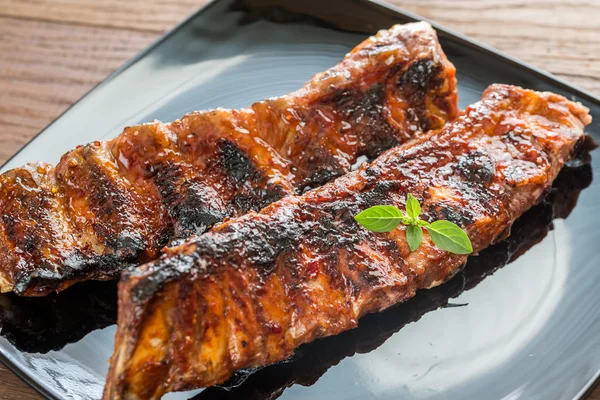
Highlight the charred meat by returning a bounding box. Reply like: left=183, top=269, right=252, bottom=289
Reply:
left=103, top=84, right=591, bottom=399
left=0, top=22, right=457, bottom=295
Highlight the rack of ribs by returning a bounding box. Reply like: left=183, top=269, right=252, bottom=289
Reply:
left=0, top=22, right=458, bottom=296
left=195, top=150, right=594, bottom=399
left=103, top=84, right=591, bottom=400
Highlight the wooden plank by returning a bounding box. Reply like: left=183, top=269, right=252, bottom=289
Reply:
left=0, top=363, right=41, bottom=400
left=0, top=0, right=199, bottom=32
left=0, top=0, right=598, bottom=93
left=0, top=16, right=155, bottom=163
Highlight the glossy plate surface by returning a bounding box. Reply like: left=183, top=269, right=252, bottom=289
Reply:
left=1, top=0, right=599, bottom=399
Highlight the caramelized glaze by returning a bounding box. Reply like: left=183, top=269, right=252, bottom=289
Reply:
left=0, top=22, right=457, bottom=295
left=103, top=84, right=591, bottom=399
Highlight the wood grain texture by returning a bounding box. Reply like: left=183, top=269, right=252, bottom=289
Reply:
left=0, top=363, right=40, bottom=400
left=0, top=0, right=598, bottom=398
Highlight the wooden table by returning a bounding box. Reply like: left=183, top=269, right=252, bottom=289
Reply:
left=0, top=0, right=598, bottom=398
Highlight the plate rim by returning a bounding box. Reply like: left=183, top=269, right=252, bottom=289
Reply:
left=1, top=0, right=599, bottom=399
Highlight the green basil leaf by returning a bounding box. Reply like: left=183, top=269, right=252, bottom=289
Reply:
left=425, top=220, right=473, bottom=254
left=415, top=219, right=429, bottom=227
left=406, top=225, right=423, bottom=252
left=354, top=205, right=404, bottom=232
left=405, top=193, right=421, bottom=220
left=399, top=215, right=413, bottom=225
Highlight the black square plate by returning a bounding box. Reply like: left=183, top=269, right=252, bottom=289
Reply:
left=1, top=1, right=599, bottom=399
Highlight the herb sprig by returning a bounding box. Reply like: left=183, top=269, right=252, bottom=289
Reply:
left=354, top=194, right=473, bottom=255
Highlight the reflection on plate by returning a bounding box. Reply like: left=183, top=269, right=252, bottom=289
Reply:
left=0, top=280, right=117, bottom=354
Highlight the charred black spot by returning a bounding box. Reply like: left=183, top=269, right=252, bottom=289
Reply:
left=90, top=220, right=145, bottom=258
left=237, top=220, right=305, bottom=269
left=333, top=84, right=383, bottom=118
left=153, top=162, right=178, bottom=200
left=364, top=135, right=400, bottom=161
left=399, top=59, right=437, bottom=90
left=12, top=250, right=131, bottom=296
left=437, top=205, right=473, bottom=227
left=359, top=180, right=402, bottom=207
left=130, top=210, right=309, bottom=303
left=331, top=84, right=398, bottom=159
left=398, top=58, right=444, bottom=133
left=216, top=140, right=253, bottom=183
left=456, top=151, right=495, bottom=184
left=215, top=139, right=289, bottom=213
left=172, top=183, right=229, bottom=238
left=22, top=235, right=36, bottom=253
left=73, top=153, right=148, bottom=255
left=114, top=231, right=146, bottom=259
left=154, top=166, right=229, bottom=238
left=86, top=161, right=123, bottom=218
left=129, top=252, right=199, bottom=304
left=1, top=215, right=16, bottom=243
left=233, top=184, right=287, bottom=213
left=207, top=212, right=305, bottom=271
left=304, top=202, right=364, bottom=252
left=172, top=204, right=226, bottom=237
left=304, top=165, right=341, bottom=188
left=1, top=178, right=65, bottom=271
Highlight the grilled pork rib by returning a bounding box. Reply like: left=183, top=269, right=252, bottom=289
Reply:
left=104, top=84, right=590, bottom=400
left=0, top=22, right=458, bottom=296
left=196, top=152, right=593, bottom=400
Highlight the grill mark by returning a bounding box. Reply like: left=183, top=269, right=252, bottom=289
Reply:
left=456, top=151, right=496, bottom=184
left=16, top=173, right=79, bottom=294
left=131, top=117, right=487, bottom=299
left=394, top=58, right=446, bottom=138
left=0, top=168, right=80, bottom=294
left=153, top=165, right=230, bottom=239
left=57, top=146, right=146, bottom=260
left=50, top=163, right=138, bottom=288
left=254, top=52, right=452, bottom=191
left=215, top=139, right=289, bottom=214
left=174, top=182, right=229, bottom=237
left=111, top=121, right=232, bottom=242
left=216, top=140, right=254, bottom=183
left=400, top=59, right=439, bottom=90
left=108, top=123, right=179, bottom=251
left=331, top=83, right=398, bottom=161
